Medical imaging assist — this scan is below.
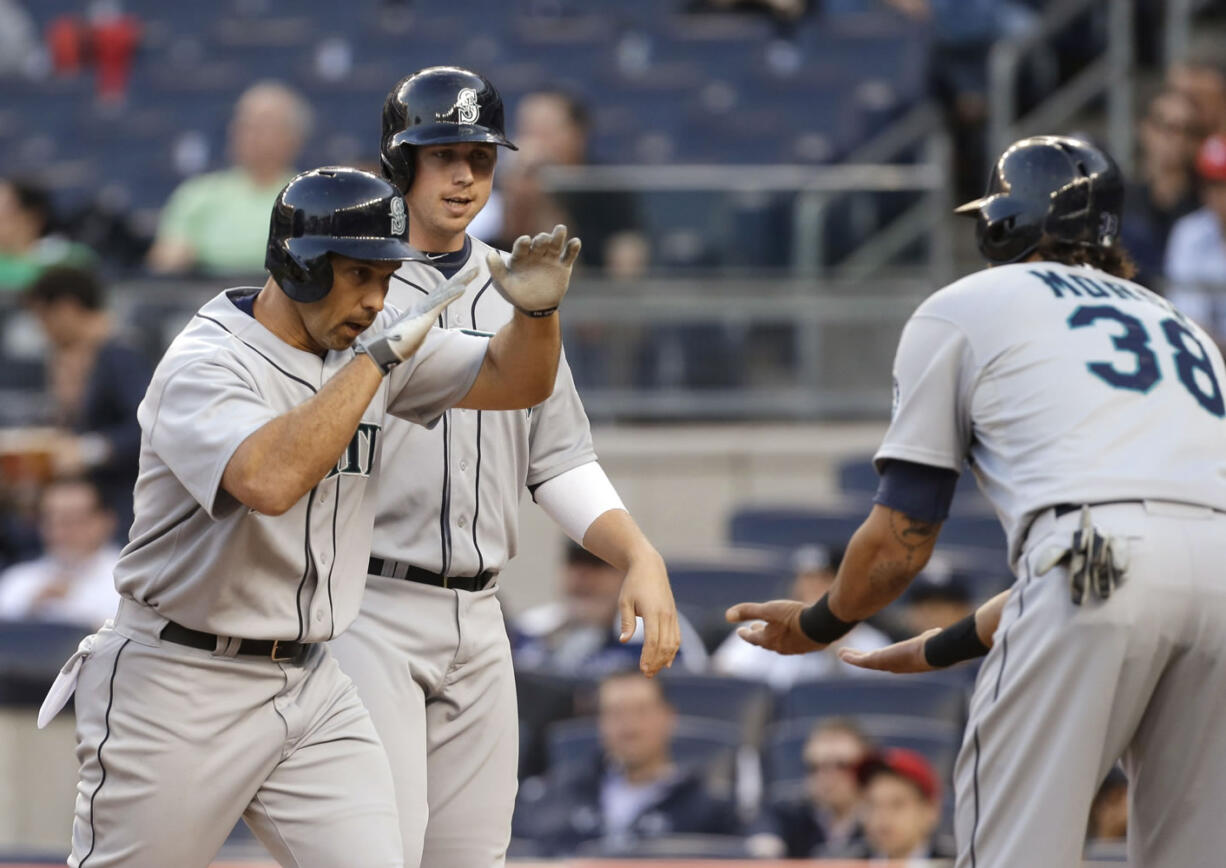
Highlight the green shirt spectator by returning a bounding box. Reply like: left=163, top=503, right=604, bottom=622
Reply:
left=0, top=177, right=97, bottom=291
left=147, top=80, right=311, bottom=276
left=151, top=167, right=294, bottom=276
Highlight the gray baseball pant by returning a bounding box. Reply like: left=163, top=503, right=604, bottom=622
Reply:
left=68, top=599, right=403, bottom=868
left=329, top=576, right=518, bottom=868
left=954, top=501, right=1226, bottom=867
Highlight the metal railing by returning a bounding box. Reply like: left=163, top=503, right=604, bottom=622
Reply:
left=538, top=116, right=955, bottom=288
left=988, top=0, right=1134, bottom=173
left=1165, top=0, right=1218, bottom=65
left=0, top=271, right=940, bottom=424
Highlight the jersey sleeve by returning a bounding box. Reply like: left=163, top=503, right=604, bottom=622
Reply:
left=145, top=361, right=277, bottom=518
left=526, top=348, right=598, bottom=488
left=384, top=326, right=489, bottom=426
left=874, top=313, right=978, bottom=474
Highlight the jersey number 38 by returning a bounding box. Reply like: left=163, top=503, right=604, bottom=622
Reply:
left=1068, top=304, right=1226, bottom=418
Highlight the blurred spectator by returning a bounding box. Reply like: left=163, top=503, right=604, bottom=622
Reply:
left=24, top=267, right=151, bottom=534
left=1164, top=134, right=1226, bottom=293
left=146, top=81, right=310, bottom=276
left=0, top=475, right=120, bottom=629
left=748, top=718, right=871, bottom=858
left=518, top=670, right=739, bottom=856
left=498, top=89, right=649, bottom=279
left=88, top=1, right=141, bottom=102
left=712, top=545, right=890, bottom=688
left=1121, top=89, right=1202, bottom=283
left=898, top=569, right=975, bottom=635
left=685, top=0, right=810, bottom=24
left=822, top=748, right=953, bottom=860
left=1084, top=767, right=1127, bottom=861
left=1167, top=59, right=1226, bottom=138
left=513, top=542, right=709, bottom=675
left=0, top=0, right=39, bottom=78
left=845, top=0, right=1042, bottom=199
left=0, top=178, right=97, bottom=291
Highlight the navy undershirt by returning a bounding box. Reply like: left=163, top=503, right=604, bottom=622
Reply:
left=230, top=289, right=259, bottom=317
left=873, top=459, right=960, bottom=523
left=420, top=236, right=472, bottom=279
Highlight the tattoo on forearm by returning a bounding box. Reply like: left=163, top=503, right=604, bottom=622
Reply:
left=889, top=512, right=940, bottom=551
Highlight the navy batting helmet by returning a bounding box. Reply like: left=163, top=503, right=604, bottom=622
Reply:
left=380, top=66, right=517, bottom=193
left=265, top=166, right=416, bottom=303
left=955, top=136, right=1124, bottom=264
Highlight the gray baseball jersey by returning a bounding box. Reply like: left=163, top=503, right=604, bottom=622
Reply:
left=369, top=234, right=596, bottom=576
left=331, top=234, right=598, bottom=868
left=114, top=287, right=489, bottom=641
left=60, top=286, right=491, bottom=868
left=878, top=261, right=1226, bottom=867
left=877, top=261, right=1226, bottom=567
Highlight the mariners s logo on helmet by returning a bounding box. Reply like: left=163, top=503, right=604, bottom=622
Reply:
left=389, top=196, right=406, bottom=236
left=436, top=87, right=480, bottom=125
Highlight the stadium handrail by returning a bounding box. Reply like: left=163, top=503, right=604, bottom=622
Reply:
left=988, top=0, right=1134, bottom=174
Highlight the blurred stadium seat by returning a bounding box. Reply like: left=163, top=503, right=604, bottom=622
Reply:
left=774, top=674, right=967, bottom=725
left=0, top=621, right=89, bottom=706
left=657, top=672, right=773, bottom=741
left=664, top=553, right=790, bottom=650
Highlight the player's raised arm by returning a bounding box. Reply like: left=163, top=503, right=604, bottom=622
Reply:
left=456, top=224, right=581, bottom=410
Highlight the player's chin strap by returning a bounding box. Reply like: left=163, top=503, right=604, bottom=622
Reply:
left=1035, top=506, right=1129, bottom=605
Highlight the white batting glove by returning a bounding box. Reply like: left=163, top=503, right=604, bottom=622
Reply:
left=356, top=267, right=477, bottom=375
left=486, top=224, right=582, bottom=317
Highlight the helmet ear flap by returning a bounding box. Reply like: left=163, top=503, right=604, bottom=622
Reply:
left=381, top=142, right=415, bottom=194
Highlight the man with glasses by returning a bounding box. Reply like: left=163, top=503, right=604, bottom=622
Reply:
left=748, top=718, right=872, bottom=859
left=1121, top=89, right=1202, bottom=282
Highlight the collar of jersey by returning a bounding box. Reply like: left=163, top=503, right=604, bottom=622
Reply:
left=199, top=288, right=352, bottom=380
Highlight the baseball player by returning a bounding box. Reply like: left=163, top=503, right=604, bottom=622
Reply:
left=40, top=165, right=581, bottom=868
left=327, top=66, right=681, bottom=868
left=726, top=136, right=1226, bottom=868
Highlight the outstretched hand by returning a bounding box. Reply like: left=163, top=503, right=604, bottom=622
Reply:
left=487, top=224, right=581, bottom=316
left=725, top=599, right=826, bottom=656
left=838, top=628, right=940, bottom=674
left=617, top=552, right=681, bottom=677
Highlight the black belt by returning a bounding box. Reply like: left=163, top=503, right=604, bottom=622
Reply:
left=367, top=557, right=494, bottom=592
left=1052, top=500, right=1145, bottom=518
left=160, top=621, right=311, bottom=663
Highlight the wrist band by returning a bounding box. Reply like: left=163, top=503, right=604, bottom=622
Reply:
left=523, top=306, right=557, bottom=318
left=798, top=594, right=859, bottom=644
left=923, top=612, right=990, bottom=668
left=353, top=342, right=400, bottom=376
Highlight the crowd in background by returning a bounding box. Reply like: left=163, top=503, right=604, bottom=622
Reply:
left=0, top=0, right=1219, bottom=860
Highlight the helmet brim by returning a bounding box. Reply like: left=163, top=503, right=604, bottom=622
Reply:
left=390, top=124, right=518, bottom=151
left=953, top=197, right=988, bottom=217
left=286, top=236, right=423, bottom=266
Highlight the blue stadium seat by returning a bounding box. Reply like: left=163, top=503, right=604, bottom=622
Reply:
left=666, top=557, right=788, bottom=651
left=775, top=674, right=967, bottom=724
left=728, top=506, right=865, bottom=552
left=0, top=620, right=90, bottom=706
left=657, top=673, right=773, bottom=739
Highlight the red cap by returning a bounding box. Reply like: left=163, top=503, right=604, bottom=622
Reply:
left=1197, top=134, right=1226, bottom=182
left=857, top=748, right=939, bottom=803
